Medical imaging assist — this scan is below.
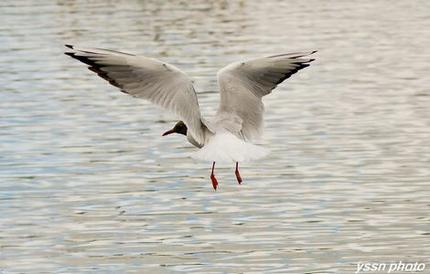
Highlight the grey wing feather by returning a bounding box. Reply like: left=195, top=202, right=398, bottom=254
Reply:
left=65, top=45, right=206, bottom=145
left=216, top=51, right=316, bottom=141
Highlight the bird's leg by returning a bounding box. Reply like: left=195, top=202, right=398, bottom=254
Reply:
left=210, top=161, right=218, bottom=190
left=235, top=162, right=243, bottom=185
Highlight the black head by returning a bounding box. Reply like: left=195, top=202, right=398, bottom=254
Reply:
left=162, top=121, right=188, bottom=136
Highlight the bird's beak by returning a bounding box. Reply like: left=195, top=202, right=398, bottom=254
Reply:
left=162, top=129, right=175, bottom=136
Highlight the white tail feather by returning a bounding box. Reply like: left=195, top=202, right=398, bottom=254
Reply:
left=192, top=132, right=269, bottom=163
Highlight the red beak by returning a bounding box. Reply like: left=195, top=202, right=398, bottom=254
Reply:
left=162, top=129, right=175, bottom=136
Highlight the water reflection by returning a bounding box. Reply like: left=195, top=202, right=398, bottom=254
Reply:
left=0, top=0, right=429, bottom=273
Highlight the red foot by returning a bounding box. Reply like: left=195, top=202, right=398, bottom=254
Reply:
left=235, top=170, right=242, bottom=185
left=235, top=162, right=243, bottom=185
left=210, top=161, right=218, bottom=190
left=210, top=174, right=218, bottom=190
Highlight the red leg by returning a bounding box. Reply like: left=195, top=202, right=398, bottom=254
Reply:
left=235, top=162, right=243, bottom=185
left=210, top=161, right=218, bottom=190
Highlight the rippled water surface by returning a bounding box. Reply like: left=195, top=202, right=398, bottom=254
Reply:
left=1, top=1, right=430, bottom=273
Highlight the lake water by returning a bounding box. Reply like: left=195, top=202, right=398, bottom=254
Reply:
left=1, top=1, right=429, bottom=273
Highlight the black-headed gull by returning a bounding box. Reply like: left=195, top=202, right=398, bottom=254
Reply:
left=65, top=45, right=316, bottom=190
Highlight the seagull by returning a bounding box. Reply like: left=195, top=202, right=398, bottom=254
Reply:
left=65, top=45, right=316, bottom=190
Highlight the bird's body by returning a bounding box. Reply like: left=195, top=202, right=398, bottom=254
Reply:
left=65, top=45, right=316, bottom=189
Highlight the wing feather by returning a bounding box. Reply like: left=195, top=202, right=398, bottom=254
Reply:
left=65, top=45, right=206, bottom=144
left=216, top=51, right=316, bottom=141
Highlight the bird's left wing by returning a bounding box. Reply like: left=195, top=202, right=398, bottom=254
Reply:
left=216, top=51, right=316, bottom=141
left=65, top=45, right=206, bottom=144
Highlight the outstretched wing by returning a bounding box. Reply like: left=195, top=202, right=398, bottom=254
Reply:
left=216, top=51, right=316, bottom=141
left=65, top=45, right=206, bottom=144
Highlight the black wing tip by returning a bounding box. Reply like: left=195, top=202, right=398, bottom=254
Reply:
left=64, top=44, right=76, bottom=58
left=292, top=56, right=315, bottom=65
left=64, top=46, right=128, bottom=93
left=274, top=62, right=313, bottom=85
left=87, top=66, right=125, bottom=90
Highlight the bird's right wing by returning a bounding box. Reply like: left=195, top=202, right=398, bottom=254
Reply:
left=216, top=51, right=316, bottom=141
left=65, top=45, right=206, bottom=144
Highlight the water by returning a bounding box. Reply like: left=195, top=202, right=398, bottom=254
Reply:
left=1, top=1, right=429, bottom=273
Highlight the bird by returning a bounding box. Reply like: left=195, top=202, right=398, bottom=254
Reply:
left=65, top=45, right=316, bottom=190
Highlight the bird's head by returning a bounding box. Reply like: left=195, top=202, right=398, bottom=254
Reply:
left=162, top=121, right=188, bottom=136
